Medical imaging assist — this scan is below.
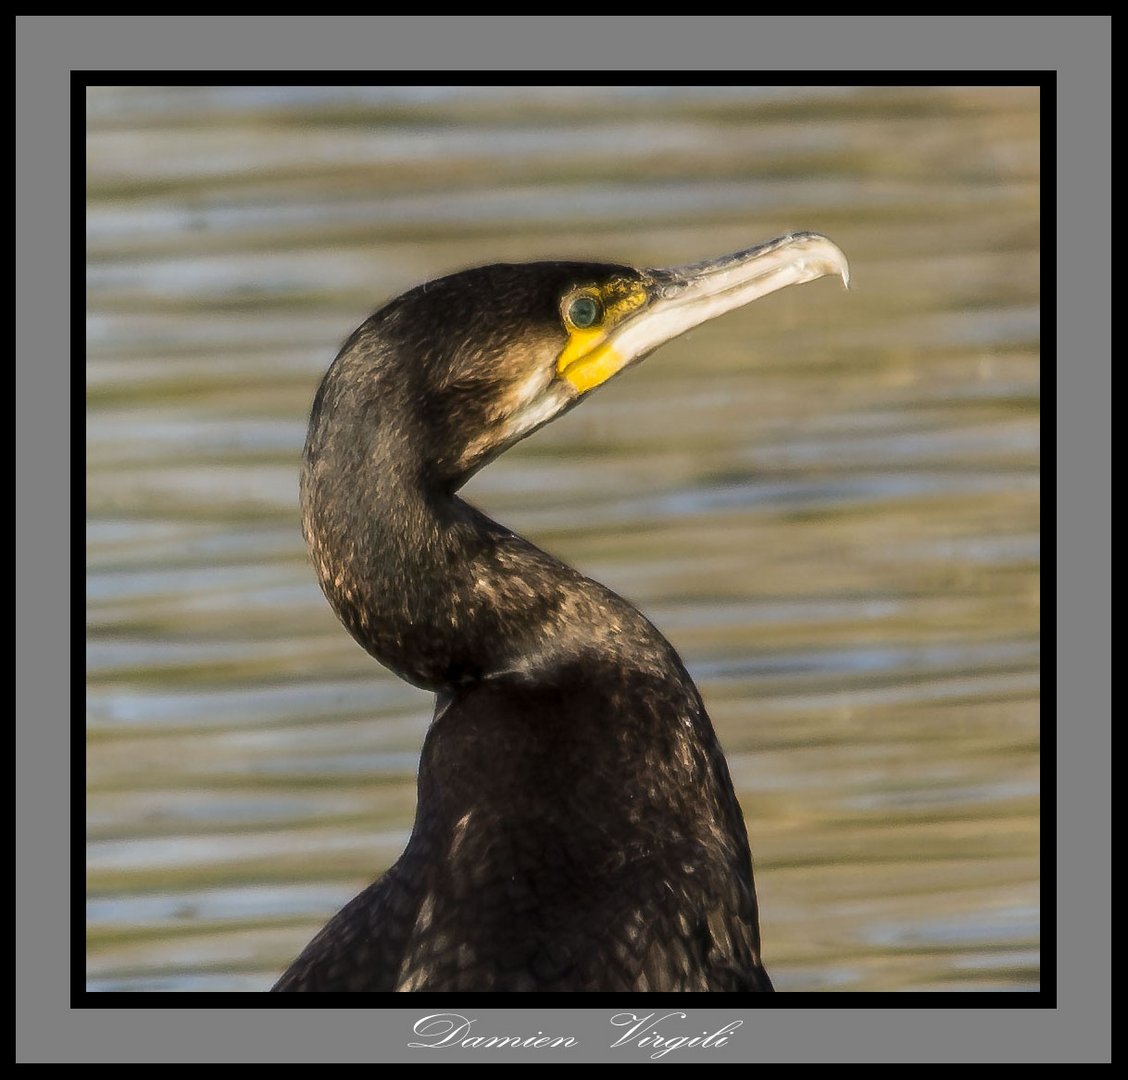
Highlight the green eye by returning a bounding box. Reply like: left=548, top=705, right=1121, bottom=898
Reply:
left=567, top=295, right=602, bottom=329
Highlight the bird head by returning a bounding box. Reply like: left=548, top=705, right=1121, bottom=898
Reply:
left=310, top=232, right=848, bottom=492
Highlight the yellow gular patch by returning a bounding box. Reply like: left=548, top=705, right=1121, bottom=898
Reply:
left=556, top=279, right=649, bottom=394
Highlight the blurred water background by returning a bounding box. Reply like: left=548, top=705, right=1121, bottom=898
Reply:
left=86, top=83, right=1040, bottom=993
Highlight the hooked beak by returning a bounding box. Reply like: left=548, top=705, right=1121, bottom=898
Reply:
left=557, top=231, right=849, bottom=395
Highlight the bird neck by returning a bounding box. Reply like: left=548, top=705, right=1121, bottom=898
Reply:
left=301, top=439, right=662, bottom=693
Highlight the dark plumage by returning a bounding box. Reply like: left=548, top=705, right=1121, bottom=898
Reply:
left=272, top=234, right=847, bottom=993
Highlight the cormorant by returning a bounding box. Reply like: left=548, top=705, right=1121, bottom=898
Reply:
left=271, top=232, right=849, bottom=993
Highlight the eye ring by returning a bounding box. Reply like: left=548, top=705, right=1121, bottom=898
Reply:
left=565, top=293, right=603, bottom=330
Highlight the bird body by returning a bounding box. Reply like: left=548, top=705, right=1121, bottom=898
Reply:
left=272, top=235, right=847, bottom=992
